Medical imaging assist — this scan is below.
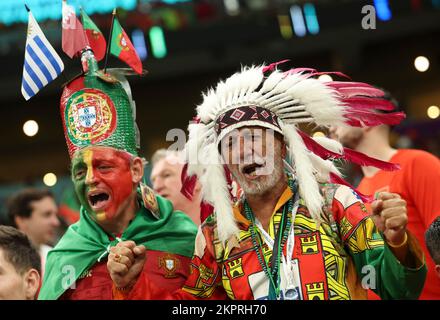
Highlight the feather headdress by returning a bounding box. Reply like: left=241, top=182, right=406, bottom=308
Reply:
left=185, top=63, right=404, bottom=245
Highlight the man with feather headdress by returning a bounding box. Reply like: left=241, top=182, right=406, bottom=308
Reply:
left=108, top=63, right=427, bottom=300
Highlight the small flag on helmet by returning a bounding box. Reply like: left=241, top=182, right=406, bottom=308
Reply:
left=80, top=8, right=106, bottom=61
left=109, top=10, right=142, bottom=75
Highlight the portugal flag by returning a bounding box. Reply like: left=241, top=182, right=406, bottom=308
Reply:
left=110, top=16, right=142, bottom=74
left=80, top=9, right=106, bottom=61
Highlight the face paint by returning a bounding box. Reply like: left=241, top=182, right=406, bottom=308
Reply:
left=71, top=146, right=134, bottom=222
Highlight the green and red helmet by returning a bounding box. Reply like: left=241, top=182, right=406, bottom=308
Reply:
left=60, top=50, right=139, bottom=158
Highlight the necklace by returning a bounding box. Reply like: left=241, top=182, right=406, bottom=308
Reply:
left=244, top=179, right=297, bottom=300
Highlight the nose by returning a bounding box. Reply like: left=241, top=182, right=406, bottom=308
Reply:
left=51, top=214, right=60, bottom=227
left=85, top=166, right=96, bottom=185
left=152, top=178, right=164, bottom=193
left=239, top=135, right=256, bottom=162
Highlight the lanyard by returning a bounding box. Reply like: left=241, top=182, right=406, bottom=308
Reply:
left=255, top=203, right=288, bottom=282
left=254, top=190, right=300, bottom=298
left=249, top=185, right=299, bottom=299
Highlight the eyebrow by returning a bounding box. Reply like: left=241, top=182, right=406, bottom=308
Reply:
left=155, top=168, right=172, bottom=176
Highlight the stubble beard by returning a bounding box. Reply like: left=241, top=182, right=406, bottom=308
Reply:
left=235, top=160, right=285, bottom=196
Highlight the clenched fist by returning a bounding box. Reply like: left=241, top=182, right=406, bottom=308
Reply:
left=371, top=192, right=408, bottom=246
left=107, top=240, right=146, bottom=289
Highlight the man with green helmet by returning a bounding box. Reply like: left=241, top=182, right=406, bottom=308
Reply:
left=38, top=49, right=197, bottom=300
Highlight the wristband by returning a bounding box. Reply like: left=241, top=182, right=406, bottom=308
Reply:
left=387, top=232, right=408, bottom=248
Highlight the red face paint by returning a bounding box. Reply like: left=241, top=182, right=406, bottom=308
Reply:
left=71, top=147, right=134, bottom=222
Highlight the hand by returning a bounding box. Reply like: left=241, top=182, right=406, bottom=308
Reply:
left=371, top=192, right=408, bottom=246
left=107, top=240, right=146, bottom=289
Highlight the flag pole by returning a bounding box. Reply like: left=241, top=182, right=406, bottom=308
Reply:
left=80, top=7, right=86, bottom=38
left=103, top=8, right=116, bottom=74
left=25, top=4, right=30, bottom=12
left=79, top=7, right=90, bottom=51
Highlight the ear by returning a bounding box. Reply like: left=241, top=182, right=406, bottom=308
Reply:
left=14, top=216, right=26, bottom=231
left=193, top=181, right=202, bottom=194
left=24, top=268, right=40, bottom=300
left=131, top=157, right=144, bottom=184
left=435, top=265, right=440, bottom=279
left=281, top=141, right=287, bottom=159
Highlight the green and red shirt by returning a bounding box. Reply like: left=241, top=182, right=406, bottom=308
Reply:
left=39, top=189, right=198, bottom=300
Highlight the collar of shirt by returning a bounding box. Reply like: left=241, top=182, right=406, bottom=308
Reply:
left=232, top=186, right=293, bottom=229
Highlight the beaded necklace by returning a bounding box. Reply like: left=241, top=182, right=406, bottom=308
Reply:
left=244, top=179, right=297, bottom=300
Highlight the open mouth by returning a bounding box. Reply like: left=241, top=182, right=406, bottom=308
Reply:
left=88, top=191, right=110, bottom=211
left=241, top=163, right=264, bottom=178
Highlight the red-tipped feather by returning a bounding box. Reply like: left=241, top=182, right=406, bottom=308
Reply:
left=310, top=71, right=351, bottom=80
left=326, top=81, right=375, bottom=90
left=329, top=173, right=373, bottom=203
left=298, top=130, right=342, bottom=159
left=343, top=148, right=400, bottom=171
left=345, top=110, right=406, bottom=127
left=298, top=130, right=400, bottom=172
left=284, top=68, right=317, bottom=76
left=180, top=163, right=215, bottom=223
left=337, top=87, right=385, bottom=98
left=262, top=60, right=290, bottom=73
left=180, top=163, right=197, bottom=201
left=200, top=202, right=214, bottom=223
left=343, top=97, right=396, bottom=111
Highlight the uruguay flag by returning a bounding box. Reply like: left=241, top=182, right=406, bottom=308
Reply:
left=21, top=8, right=64, bottom=100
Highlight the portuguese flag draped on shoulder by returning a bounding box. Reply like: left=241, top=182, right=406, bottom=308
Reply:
left=110, top=12, right=142, bottom=74
left=80, top=9, right=106, bottom=61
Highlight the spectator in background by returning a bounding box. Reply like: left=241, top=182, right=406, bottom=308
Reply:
left=0, top=225, right=41, bottom=300
left=150, top=149, right=202, bottom=226
left=330, top=92, right=440, bottom=299
left=426, top=217, right=440, bottom=279
left=7, top=188, right=60, bottom=275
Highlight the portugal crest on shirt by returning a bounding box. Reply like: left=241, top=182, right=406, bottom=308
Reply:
left=159, top=254, right=181, bottom=278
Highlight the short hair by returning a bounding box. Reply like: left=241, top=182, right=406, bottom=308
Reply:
left=151, top=149, right=182, bottom=168
left=7, top=188, right=54, bottom=227
left=425, top=217, right=440, bottom=265
left=381, top=89, right=401, bottom=113
left=0, top=225, right=41, bottom=274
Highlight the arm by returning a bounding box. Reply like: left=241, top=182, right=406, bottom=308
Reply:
left=110, top=228, right=228, bottom=300
left=333, top=186, right=427, bottom=299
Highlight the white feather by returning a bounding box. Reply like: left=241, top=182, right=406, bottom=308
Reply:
left=312, top=136, right=344, bottom=155
left=286, top=78, right=346, bottom=127
left=186, top=123, right=208, bottom=177
left=197, top=89, right=218, bottom=123
left=281, top=122, right=324, bottom=223
left=199, top=143, right=239, bottom=245
left=265, top=95, right=295, bottom=109
left=308, top=152, right=342, bottom=183
left=258, top=71, right=284, bottom=94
